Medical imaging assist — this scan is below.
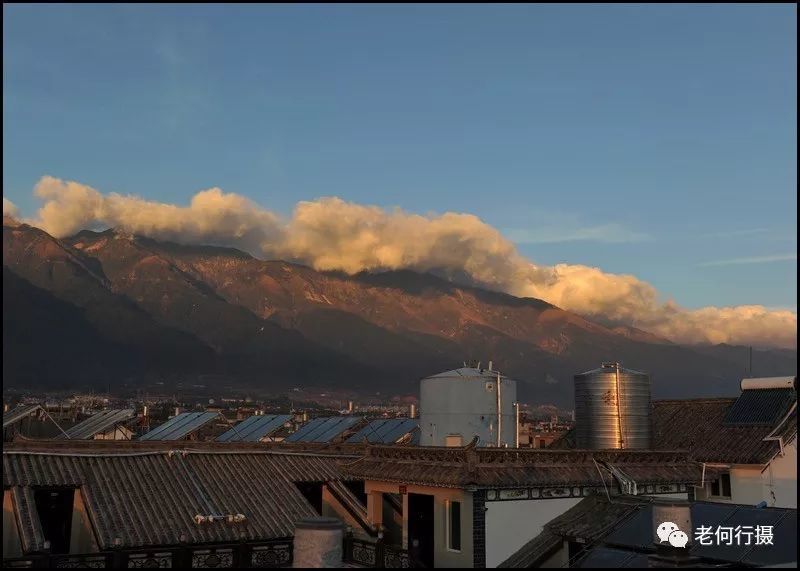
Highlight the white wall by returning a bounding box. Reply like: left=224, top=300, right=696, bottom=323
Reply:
left=432, top=489, right=474, bottom=568
left=762, top=439, right=797, bottom=508
left=695, top=439, right=797, bottom=508
left=731, top=466, right=767, bottom=505
left=485, top=498, right=581, bottom=568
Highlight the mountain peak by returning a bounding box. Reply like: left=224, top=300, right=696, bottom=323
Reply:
left=4, top=225, right=796, bottom=403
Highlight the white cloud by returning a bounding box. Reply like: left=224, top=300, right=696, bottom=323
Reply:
left=14, top=176, right=798, bottom=349
left=698, top=253, right=797, bottom=267
left=700, top=228, right=770, bottom=238
left=506, top=222, right=650, bottom=244
left=3, top=197, right=19, bottom=219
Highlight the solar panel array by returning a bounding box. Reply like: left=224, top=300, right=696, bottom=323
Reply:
left=139, top=412, right=221, bottom=441
left=284, top=416, right=363, bottom=443
left=346, top=418, right=419, bottom=444
left=2, top=404, right=44, bottom=428
left=216, top=414, right=292, bottom=442
left=59, top=409, right=135, bottom=440
left=723, top=388, right=796, bottom=425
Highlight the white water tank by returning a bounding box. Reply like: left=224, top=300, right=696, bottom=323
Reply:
left=419, top=366, right=517, bottom=447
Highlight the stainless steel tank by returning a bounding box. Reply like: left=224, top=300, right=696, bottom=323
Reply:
left=574, top=362, right=651, bottom=449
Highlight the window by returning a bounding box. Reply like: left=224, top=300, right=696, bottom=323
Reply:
left=33, top=488, right=75, bottom=554
left=446, top=500, right=461, bottom=552
left=710, top=473, right=732, bottom=498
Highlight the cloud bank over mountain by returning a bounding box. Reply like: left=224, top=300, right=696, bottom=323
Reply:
left=5, top=176, right=796, bottom=349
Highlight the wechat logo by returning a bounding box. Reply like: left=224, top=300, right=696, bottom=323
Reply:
left=657, top=521, right=689, bottom=548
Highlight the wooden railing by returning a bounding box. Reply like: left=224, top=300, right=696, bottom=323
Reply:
left=2, top=540, right=292, bottom=568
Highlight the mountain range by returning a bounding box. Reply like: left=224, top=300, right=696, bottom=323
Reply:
left=3, top=221, right=796, bottom=406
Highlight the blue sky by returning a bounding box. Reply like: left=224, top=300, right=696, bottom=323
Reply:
left=3, top=4, right=796, bottom=310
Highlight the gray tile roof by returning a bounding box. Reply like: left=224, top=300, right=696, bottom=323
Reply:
left=341, top=444, right=707, bottom=489
left=498, top=494, right=644, bottom=567
left=551, top=393, right=798, bottom=465
left=652, top=397, right=796, bottom=464
left=3, top=446, right=359, bottom=552
left=499, top=495, right=798, bottom=568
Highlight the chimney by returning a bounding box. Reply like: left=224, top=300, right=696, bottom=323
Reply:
left=292, top=517, right=344, bottom=568
left=648, top=500, right=698, bottom=567
left=409, top=403, right=416, bottom=419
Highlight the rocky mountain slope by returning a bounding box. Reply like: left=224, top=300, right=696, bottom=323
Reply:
left=3, top=223, right=795, bottom=405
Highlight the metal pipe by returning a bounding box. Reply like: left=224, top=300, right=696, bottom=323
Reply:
left=614, top=362, right=625, bottom=449
left=496, top=371, right=502, bottom=447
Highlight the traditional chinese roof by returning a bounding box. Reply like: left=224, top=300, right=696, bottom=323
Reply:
left=498, top=494, right=643, bottom=567
left=496, top=529, right=562, bottom=568
left=652, top=396, right=796, bottom=465
left=499, top=495, right=798, bottom=568
left=340, top=442, right=707, bottom=489
left=3, top=441, right=360, bottom=553
left=550, top=394, right=797, bottom=465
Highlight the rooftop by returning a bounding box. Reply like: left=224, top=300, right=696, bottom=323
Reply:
left=424, top=366, right=510, bottom=380
left=551, top=391, right=797, bottom=465
left=341, top=441, right=709, bottom=489
left=3, top=442, right=360, bottom=553
left=652, top=395, right=796, bottom=464
left=500, top=494, right=798, bottom=568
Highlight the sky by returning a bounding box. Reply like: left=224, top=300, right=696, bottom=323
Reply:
left=3, top=4, right=797, bottom=311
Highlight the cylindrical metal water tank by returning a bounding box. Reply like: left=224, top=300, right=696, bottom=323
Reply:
left=574, top=362, right=651, bottom=449
left=420, top=367, right=517, bottom=447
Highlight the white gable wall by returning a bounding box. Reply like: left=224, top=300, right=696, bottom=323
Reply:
left=485, top=498, right=581, bottom=568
